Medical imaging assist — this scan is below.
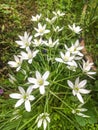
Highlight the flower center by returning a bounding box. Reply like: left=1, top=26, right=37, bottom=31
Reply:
left=38, top=78, right=44, bottom=85
left=39, top=29, right=44, bottom=34
left=64, top=56, right=68, bottom=62
left=25, top=42, right=29, bottom=47
left=74, top=86, right=79, bottom=92
left=23, top=94, right=28, bottom=100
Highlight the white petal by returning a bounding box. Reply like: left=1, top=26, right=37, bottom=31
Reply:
left=75, top=77, right=79, bottom=86
left=37, top=119, right=43, bottom=128
left=26, top=86, right=33, bottom=94
left=44, top=81, right=49, bottom=86
left=46, top=117, right=50, bottom=122
left=21, top=52, right=28, bottom=59
left=43, top=119, right=47, bottom=130
left=8, top=61, right=18, bottom=67
left=43, top=71, right=50, bottom=80
left=18, top=87, right=25, bottom=94
left=72, top=90, right=76, bottom=96
left=9, top=93, right=21, bottom=99
left=78, top=80, right=87, bottom=88
left=60, top=52, right=64, bottom=59
left=77, top=93, right=84, bottom=103
left=87, top=72, right=96, bottom=75
left=28, top=59, right=32, bottom=64
left=67, top=80, right=73, bottom=89
left=28, top=78, right=37, bottom=84
left=44, top=30, right=50, bottom=34
left=15, top=99, right=24, bottom=107
left=39, top=86, right=45, bottom=94
left=29, top=95, right=35, bottom=101
left=15, top=41, right=23, bottom=46
left=36, top=71, right=41, bottom=79
left=55, top=58, right=63, bottom=63
left=33, top=50, right=39, bottom=57
left=16, top=66, right=21, bottom=71
left=34, top=33, right=40, bottom=37
left=79, top=89, right=91, bottom=94
left=25, top=100, right=31, bottom=112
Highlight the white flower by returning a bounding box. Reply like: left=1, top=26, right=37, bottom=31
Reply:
left=20, top=47, right=39, bottom=64
left=36, top=113, right=50, bottom=130
left=44, top=37, right=59, bottom=47
left=53, top=26, right=64, bottom=32
left=55, top=51, right=76, bottom=66
left=79, top=60, right=96, bottom=79
left=15, top=32, right=32, bottom=49
left=67, top=77, right=90, bottom=103
left=53, top=10, right=65, bottom=17
left=68, top=23, right=82, bottom=34
left=31, top=14, right=41, bottom=22
left=34, top=23, right=50, bottom=37
left=65, top=40, right=84, bottom=57
left=9, top=86, right=35, bottom=112
left=67, top=63, right=77, bottom=71
left=28, top=71, right=50, bottom=95
left=46, top=17, right=56, bottom=24
left=8, top=55, right=22, bottom=71
left=72, top=104, right=89, bottom=118
left=8, top=74, right=16, bottom=84
left=32, top=38, right=44, bottom=47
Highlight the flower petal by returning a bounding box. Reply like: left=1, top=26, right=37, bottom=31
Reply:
left=37, top=119, right=43, bottom=128
left=55, top=58, right=63, bottom=63
left=79, top=89, right=91, bottom=94
left=9, top=93, right=21, bottom=99
left=78, top=80, right=87, bottom=88
left=39, top=86, right=45, bottom=94
left=15, top=99, right=24, bottom=107
left=26, top=86, right=33, bottom=94
left=29, top=95, right=35, bottom=101
left=18, top=87, right=25, bottom=94
left=42, top=71, right=50, bottom=80
left=77, top=93, right=84, bottom=103
left=36, top=71, right=41, bottom=79
left=67, top=80, right=73, bottom=89
left=28, top=78, right=37, bottom=84
left=75, top=77, right=79, bottom=86
left=25, top=100, right=31, bottom=112
left=43, top=119, right=47, bottom=130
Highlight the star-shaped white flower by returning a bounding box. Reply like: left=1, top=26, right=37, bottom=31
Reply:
left=79, top=60, right=96, bottom=79
left=9, top=86, right=35, bottom=112
left=20, top=47, right=39, bottom=64
left=67, top=77, right=90, bottom=103
left=36, top=113, right=50, bottom=130
left=53, top=10, right=65, bottom=17
left=8, top=55, right=22, bottom=71
left=31, top=14, right=42, bottom=22
left=65, top=40, right=84, bottom=57
left=44, top=37, right=59, bottom=47
left=46, top=16, right=56, bottom=24
left=28, top=71, right=50, bottom=94
left=72, top=104, right=89, bottom=118
left=55, top=51, right=76, bottom=66
left=32, top=38, right=44, bottom=47
left=15, top=32, right=32, bottom=49
left=68, top=23, right=82, bottom=34
left=8, top=74, right=16, bottom=84
left=34, top=23, right=50, bottom=37
left=53, top=26, right=64, bottom=32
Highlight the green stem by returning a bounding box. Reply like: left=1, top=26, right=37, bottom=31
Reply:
left=49, top=90, right=72, bottom=110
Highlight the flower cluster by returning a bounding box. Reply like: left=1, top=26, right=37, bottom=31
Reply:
left=8, top=10, right=96, bottom=129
